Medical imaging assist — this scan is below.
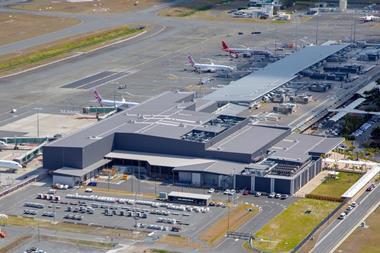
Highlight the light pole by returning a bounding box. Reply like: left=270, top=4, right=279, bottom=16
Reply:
left=34, top=108, right=42, bottom=138
left=315, top=14, right=319, bottom=45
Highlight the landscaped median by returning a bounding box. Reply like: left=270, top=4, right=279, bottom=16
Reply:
left=0, top=25, right=145, bottom=76
left=199, top=203, right=258, bottom=245
left=250, top=198, right=339, bottom=253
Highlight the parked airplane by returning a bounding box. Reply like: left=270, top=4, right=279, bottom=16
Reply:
left=0, top=160, right=22, bottom=170
left=221, top=41, right=272, bottom=58
left=360, top=15, right=380, bottom=22
left=187, top=56, right=235, bottom=74
left=93, top=90, right=139, bottom=108
left=222, top=40, right=255, bottom=57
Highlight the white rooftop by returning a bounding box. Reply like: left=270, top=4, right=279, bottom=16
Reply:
left=341, top=166, right=380, bottom=198
left=204, top=44, right=349, bottom=102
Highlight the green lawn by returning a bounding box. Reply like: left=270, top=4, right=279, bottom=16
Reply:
left=0, top=25, right=142, bottom=74
left=311, top=172, right=362, bottom=198
left=252, top=198, right=339, bottom=253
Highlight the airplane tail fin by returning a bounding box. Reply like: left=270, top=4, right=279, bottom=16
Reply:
left=188, top=56, right=195, bottom=67
left=93, top=89, right=103, bottom=106
left=222, top=40, right=229, bottom=51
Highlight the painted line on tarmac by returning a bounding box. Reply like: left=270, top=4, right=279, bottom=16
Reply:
left=329, top=201, right=380, bottom=253
left=0, top=27, right=164, bottom=79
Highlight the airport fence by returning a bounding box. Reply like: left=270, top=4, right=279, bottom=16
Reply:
left=291, top=200, right=347, bottom=253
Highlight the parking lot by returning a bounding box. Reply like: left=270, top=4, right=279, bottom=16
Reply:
left=0, top=180, right=295, bottom=241
left=0, top=184, right=230, bottom=238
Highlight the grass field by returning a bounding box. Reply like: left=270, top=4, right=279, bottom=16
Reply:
left=0, top=13, right=79, bottom=46
left=40, top=235, right=116, bottom=249
left=199, top=203, right=258, bottom=245
left=6, top=215, right=146, bottom=240
left=0, top=25, right=143, bottom=75
left=311, top=172, right=362, bottom=198
left=10, top=0, right=159, bottom=13
left=252, top=198, right=339, bottom=253
left=336, top=207, right=380, bottom=253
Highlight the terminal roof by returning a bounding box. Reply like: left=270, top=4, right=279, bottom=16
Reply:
left=173, top=160, right=247, bottom=175
left=203, top=44, right=349, bottom=102
left=53, top=159, right=110, bottom=177
left=269, top=134, right=343, bottom=163
left=207, top=125, right=289, bottom=155
left=46, top=91, right=217, bottom=148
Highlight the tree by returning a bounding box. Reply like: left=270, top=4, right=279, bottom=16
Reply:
left=371, top=127, right=380, bottom=141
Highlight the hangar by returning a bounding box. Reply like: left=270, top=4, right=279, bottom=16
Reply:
left=44, top=91, right=342, bottom=194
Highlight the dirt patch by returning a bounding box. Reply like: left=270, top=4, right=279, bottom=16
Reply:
left=0, top=13, right=79, bottom=46
left=10, top=0, right=160, bottom=13
left=7, top=215, right=147, bottom=240
left=199, top=203, right=258, bottom=245
left=158, top=234, right=201, bottom=249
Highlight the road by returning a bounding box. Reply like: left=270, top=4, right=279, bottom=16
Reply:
left=206, top=196, right=295, bottom=253
left=311, top=185, right=380, bottom=253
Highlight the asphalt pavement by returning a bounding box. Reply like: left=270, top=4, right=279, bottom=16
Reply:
left=311, top=186, right=380, bottom=253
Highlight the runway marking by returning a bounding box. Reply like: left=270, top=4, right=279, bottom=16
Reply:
left=0, top=29, right=149, bottom=79
left=78, top=71, right=129, bottom=90
left=61, top=71, right=117, bottom=89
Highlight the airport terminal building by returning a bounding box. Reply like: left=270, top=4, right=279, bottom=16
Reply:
left=43, top=91, right=342, bottom=194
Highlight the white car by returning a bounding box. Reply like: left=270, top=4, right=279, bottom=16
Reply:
left=208, top=188, right=215, bottom=194
left=85, top=188, right=93, bottom=193
left=338, top=212, right=346, bottom=220
left=230, top=189, right=236, bottom=195
left=224, top=189, right=231, bottom=195
left=268, top=192, right=276, bottom=198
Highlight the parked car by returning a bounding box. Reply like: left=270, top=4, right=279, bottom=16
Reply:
left=275, top=193, right=281, bottom=199
left=280, top=194, right=289, bottom=200
left=87, top=181, right=97, bottom=187
left=268, top=192, right=276, bottom=198
left=254, top=192, right=262, bottom=197
left=242, top=189, right=250, bottom=195
left=85, top=188, right=93, bottom=193
left=208, top=188, right=215, bottom=194
left=223, top=189, right=231, bottom=195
